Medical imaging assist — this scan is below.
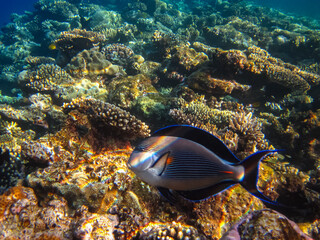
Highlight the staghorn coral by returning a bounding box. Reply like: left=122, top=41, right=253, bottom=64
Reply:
left=62, top=97, right=150, bottom=139
left=19, top=63, right=74, bottom=92
left=66, top=48, right=120, bottom=78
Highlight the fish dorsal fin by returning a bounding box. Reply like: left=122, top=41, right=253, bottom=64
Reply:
left=151, top=152, right=170, bottom=176
left=153, top=125, right=240, bottom=164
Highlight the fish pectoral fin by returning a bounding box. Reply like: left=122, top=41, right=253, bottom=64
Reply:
left=151, top=152, right=170, bottom=176
left=157, top=187, right=178, bottom=204
left=176, top=181, right=236, bottom=202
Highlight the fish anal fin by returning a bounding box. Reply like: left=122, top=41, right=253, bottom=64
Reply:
left=176, top=181, right=236, bottom=202
left=157, top=187, right=178, bottom=204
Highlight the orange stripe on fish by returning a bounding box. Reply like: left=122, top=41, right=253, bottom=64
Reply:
left=166, top=156, right=174, bottom=165
left=220, top=171, right=233, bottom=174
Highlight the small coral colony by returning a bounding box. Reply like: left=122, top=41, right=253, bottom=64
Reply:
left=0, top=0, right=319, bottom=239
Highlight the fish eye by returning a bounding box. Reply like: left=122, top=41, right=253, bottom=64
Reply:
left=135, top=145, right=147, bottom=151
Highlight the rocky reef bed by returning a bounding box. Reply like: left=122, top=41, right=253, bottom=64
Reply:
left=0, top=0, right=320, bottom=239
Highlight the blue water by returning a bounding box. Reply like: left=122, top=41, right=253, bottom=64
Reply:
left=253, top=0, right=320, bottom=19
left=0, top=0, right=37, bottom=26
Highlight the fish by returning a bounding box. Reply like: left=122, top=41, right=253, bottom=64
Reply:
left=127, top=125, right=281, bottom=205
left=48, top=43, right=57, bottom=50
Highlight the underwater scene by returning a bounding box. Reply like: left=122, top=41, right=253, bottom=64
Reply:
left=0, top=0, right=320, bottom=239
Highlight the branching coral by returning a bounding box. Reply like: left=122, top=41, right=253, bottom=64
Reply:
left=25, top=56, right=55, bottom=69
left=229, top=110, right=271, bottom=154
left=20, top=64, right=74, bottom=92
left=62, top=97, right=150, bottom=139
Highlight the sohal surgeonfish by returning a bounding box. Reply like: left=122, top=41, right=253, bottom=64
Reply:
left=128, top=125, right=281, bottom=204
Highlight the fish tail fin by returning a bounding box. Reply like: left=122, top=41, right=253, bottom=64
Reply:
left=240, top=150, right=281, bottom=205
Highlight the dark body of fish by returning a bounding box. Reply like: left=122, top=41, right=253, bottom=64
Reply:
left=128, top=125, right=279, bottom=204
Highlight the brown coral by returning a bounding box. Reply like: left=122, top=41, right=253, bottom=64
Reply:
left=20, top=64, right=74, bottom=92
left=62, top=97, right=150, bottom=139
left=54, top=29, right=105, bottom=56
left=229, top=110, right=270, bottom=155
left=221, top=209, right=313, bottom=240
left=0, top=186, right=117, bottom=239
left=21, top=141, right=54, bottom=166
left=171, top=44, right=209, bottom=72
left=106, top=74, right=159, bottom=108
left=66, top=48, right=120, bottom=78
left=187, top=68, right=251, bottom=95
left=102, top=43, right=134, bottom=66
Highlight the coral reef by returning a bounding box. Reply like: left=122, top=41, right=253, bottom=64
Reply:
left=0, top=0, right=320, bottom=239
left=187, top=68, right=251, bottom=96
left=106, top=74, right=159, bottom=109
left=62, top=97, right=151, bottom=139
left=102, top=43, right=134, bottom=67
left=67, top=48, right=120, bottom=78
left=19, top=64, right=74, bottom=92
left=221, top=209, right=313, bottom=240
left=0, top=186, right=118, bottom=239
left=53, top=29, right=106, bottom=66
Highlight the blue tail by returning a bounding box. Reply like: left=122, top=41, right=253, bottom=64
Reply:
left=239, top=150, right=281, bottom=205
